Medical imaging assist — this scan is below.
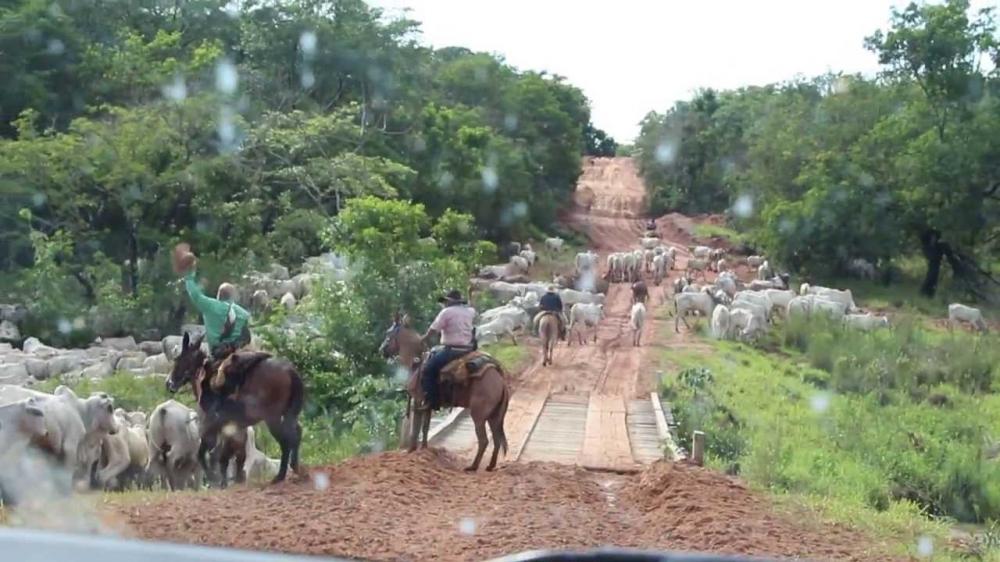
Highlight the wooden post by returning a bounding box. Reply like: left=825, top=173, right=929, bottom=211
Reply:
left=692, top=430, right=705, bottom=466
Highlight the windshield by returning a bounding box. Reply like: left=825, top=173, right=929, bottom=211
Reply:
left=0, top=0, right=998, bottom=561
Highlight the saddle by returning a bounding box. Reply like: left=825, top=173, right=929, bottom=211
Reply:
left=213, top=351, right=272, bottom=395
left=440, top=350, right=502, bottom=385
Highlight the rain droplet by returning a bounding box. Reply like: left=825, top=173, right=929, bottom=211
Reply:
left=393, top=366, right=410, bottom=384
left=473, top=67, right=488, bottom=83
left=31, top=193, right=46, bottom=207
left=368, top=439, right=385, bottom=453
left=217, top=105, right=235, bottom=151
left=655, top=141, right=676, bottom=165
left=47, top=3, right=63, bottom=17
left=410, top=136, right=427, bottom=153
left=72, top=317, right=86, bottom=330
left=732, top=194, right=754, bottom=218
left=162, top=74, right=187, bottom=102
left=481, top=167, right=498, bottom=192
left=57, top=318, right=72, bottom=334
left=503, top=114, right=518, bottom=131
left=511, top=201, right=527, bottom=218
left=299, top=31, right=318, bottom=57
left=215, top=59, right=239, bottom=95
left=312, top=471, right=330, bottom=491
left=916, top=536, right=933, bottom=558
left=438, top=171, right=454, bottom=190
left=810, top=392, right=830, bottom=414
left=301, top=68, right=315, bottom=89
left=832, top=76, right=851, bottom=95
left=458, top=517, right=476, bottom=535
left=46, top=39, right=64, bottom=55
left=224, top=3, right=239, bottom=18
left=576, top=270, right=595, bottom=292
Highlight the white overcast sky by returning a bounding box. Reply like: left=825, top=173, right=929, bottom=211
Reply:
left=371, top=0, right=995, bottom=142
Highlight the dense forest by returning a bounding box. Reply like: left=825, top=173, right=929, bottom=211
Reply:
left=0, top=0, right=615, bottom=344
left=635, top=0, right=999, bottom=301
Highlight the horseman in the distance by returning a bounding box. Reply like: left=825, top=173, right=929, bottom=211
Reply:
left=534, top=285, right=567, bottom=341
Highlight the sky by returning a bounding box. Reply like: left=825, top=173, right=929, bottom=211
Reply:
left=371, top=0, right=993, bottom=142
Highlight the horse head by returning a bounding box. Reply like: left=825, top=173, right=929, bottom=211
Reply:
left=379, top=312, right=418, bottom=361
left=167, top=331, right=208, bottom=393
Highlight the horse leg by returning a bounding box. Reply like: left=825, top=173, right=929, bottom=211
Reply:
left=197, top=432, right=218, bottom=485
left=289, top=422, right=302, bottom=473
left=234, top=442, right=247, bottom=484
left=466, top=417, right=488, bottom=472
left=266, top=418, right=291, bottom=483
left=486, top=414, right=504, bottom=472
left=421, top=409, right=432, bottom=449
left=218, top=447, right=232, bottom=489
left=408, top=408, right=422, bottom=452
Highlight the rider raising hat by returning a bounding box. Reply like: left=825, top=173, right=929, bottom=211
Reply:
left=420, top=289, right=476, bottom=410
left=535, top=285, right=567, bottom=341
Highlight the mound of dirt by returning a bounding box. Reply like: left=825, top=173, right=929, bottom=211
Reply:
left=622, top=462, right=899, bottom=561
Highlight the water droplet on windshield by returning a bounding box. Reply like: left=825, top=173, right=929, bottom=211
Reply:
left=312, top=471, right=330, bottom=491
left=503, top=114, right=518, bottom=131
left=655, top=140, right=676, bottom=165
left=458, top=517, right=476, bottom=535
left=732, top=194, right=754, bottom=218
left=916, top=536, right=933, bottom=558
left=393, top=366, right=409, bottom=384
left=510, top=201, right=527, bottom=218
left=299, top=31, right=318, bottom=57
left=301, top=69, right=316, bottom=89
left=832, top=76, right=851, bottom=95
left=810, top=392, right=830, bottom=414
left=162, top=75, right=187, bottom=102
left=31, top=193, right=46, bottom=207
left=481, top=167, right=498, bottom=192
left=217, top=105, right=236, bottom=152
left=72, top=317, right=86, bottom=330
left=57, top=318, right=71, bottom=334
left=438, top=171, right=454, bottom=190
left=215, top=59, right=239, bottom=95
left=46, top=39, right=64, bottom=55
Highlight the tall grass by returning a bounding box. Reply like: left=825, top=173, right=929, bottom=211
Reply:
left=661, top=317, right=1000, bottom=525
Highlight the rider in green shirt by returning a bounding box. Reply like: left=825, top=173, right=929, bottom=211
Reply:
left=184, top=271, right=252, bottom=359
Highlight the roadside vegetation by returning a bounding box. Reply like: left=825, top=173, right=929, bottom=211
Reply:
left=660, top=315, right=1000, bottom=558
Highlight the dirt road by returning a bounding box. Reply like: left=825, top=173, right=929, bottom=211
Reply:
left=110, top=157, right=901, bottom=561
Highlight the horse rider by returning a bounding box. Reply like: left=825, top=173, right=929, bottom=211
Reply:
left=535, top=285, right=567, bottom=341
left=419, top=289, right=476, bottom=410
left=631, top=279, right=649, bottom=305
left=182, top=258, right=252, bottom=414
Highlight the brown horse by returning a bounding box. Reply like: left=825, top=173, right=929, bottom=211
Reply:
left=166, top=332, right=304, bottom=484
left=538, top=313, right=559, bottom=366
left=378, top=315, right=510, bottom=471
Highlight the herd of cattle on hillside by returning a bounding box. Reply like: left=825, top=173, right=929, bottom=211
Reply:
left=0, top=221, right=991, bottom=505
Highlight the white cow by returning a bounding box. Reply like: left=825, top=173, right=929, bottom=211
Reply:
left=847, top=258, right=876, bottom=280
left=729, top=308, right=766, bottom=341
left=640, top=237, right=659, bottom=250
left=643, top=249, right=656, bottom=273
left=674, top=289, right=725, bottom=332
left=948, top=303, right=988, bottom=332
left=710, top=305, right=731, bottom=340
left=479, top=264, right=511, bottom=279
left=686, top=258, right=709, bottom=279
left=545, top=237, right=564, bottom=252
left=0, top=398, right=48, bottom=504
left=813, top=297, right=848, bottom=320
left=747, top=255, right=765, bottom=268
left=568, top=303, right=604, bottom=345
left=242, top=426, right=279, bottom=482
left=715, top=272, right=738, bottom=298
left=844, top=313, right=890, bottom=332
left=97, top=409, right=150, bottom=490
left=800, top=284, right=858, bottom=312
left=756, top=260, right=773, bottom=281
left=488, top=281, right=527, bottom=301
left=560, top=288, right=606, bottom=307
left=733, top=291, right=773, bottom=322
left=509, top=255, right=530, bottom=273
left=691, top=246, right=712, bottom=259
left=280, top=292, right=297, bottom=310
left=630, top=302, right=646, bottom=347
left=147, top=400, right=201, bottom=491
left=786, top=295, right=814, bottom=319
left=652, top=254, right=667, bottom=286
left=762, top=289, right=796, bottom=316
left=476, top=307, right=530, bottom=345
left=519, top=249, right=537, bottom=267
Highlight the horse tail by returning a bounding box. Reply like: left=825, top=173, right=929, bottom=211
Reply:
left=487, top=372, right=510, bottom=457
left=286, top=369, right=305, bottom=420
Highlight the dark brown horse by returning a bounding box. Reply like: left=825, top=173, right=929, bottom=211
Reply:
left=379, top=315, right=510, bottom=471
left=166, top=332, right=304, bottom=484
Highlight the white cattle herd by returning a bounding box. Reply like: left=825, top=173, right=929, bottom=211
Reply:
left=0, top=382, right=279, bottom=503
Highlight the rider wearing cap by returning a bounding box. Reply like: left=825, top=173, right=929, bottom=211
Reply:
left=420, top=289, right=477, bottom=410
left=535, top=285, right=567, bottom=341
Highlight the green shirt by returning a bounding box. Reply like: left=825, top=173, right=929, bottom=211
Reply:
left=184, top=271, right=251, bottom=348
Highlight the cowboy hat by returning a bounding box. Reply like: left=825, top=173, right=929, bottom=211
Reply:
left=172, top=243, right=197, bottom=275
left=437, top=289, right=466, bottom=304
left=546, top=285, right=558, bottom=292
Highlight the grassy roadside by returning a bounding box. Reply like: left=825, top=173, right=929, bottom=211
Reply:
left=656, top=317, right=1000, bottom=560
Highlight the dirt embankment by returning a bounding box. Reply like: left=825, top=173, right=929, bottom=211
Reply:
left=112, top=450, right=900, bottom=562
